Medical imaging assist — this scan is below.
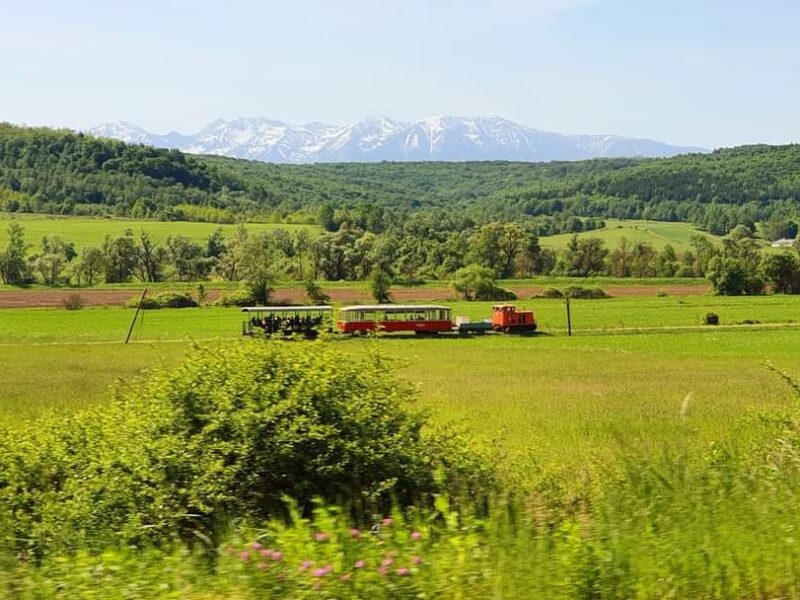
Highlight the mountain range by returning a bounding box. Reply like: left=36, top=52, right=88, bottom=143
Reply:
left=87, top=116, right=707, bottom=164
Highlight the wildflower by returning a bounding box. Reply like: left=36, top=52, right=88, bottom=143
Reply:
left=257, top=561, right=269, bottom=570
left=252, top=541, right=264, bottom=551
left=259, top=548, right=272, bottom=558
left=300, top=560, right=314, bottom=571
left=340, top=573, right=352, bottom=582
left=381, top=557, right=394, bottom=568
left=312, top=564, right=333, bottom=577
left=350, top=528, right=361, bottom=539
left=381, top=517, right=394, bottom=527
left=240, top=551, right=251, bottom=562
left=397, top=567, right=411, bottom=576
left=411, top=555, right=423, bottom=565
left=411, top=531, right=422, bottom=541
left=354, top=560, right=366, bottom=569
left=314, top=532, right=330, bottom=542
left=377, top=565, right=389, bottom=576
left=270, top=550, right=283, bottom=561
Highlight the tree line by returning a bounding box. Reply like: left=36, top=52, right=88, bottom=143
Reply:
left=2, top=218, right=798, bottom=297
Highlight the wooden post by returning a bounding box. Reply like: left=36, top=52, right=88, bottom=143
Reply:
left=125, top=288, right=147, bottom=344
left=565, top=296, right=572, bottom=337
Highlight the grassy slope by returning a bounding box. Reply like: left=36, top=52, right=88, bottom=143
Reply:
left=539, top=218, right=723, bottom=252
left=0, top=212, right=318, bottom=250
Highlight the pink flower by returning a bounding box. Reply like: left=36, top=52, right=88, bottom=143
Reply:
left=300, top=560, right=314, bottom=571
left=270, top=550, right=283, bottom=562
left=350, top=528, right=361, bottom=539
left=314, top=532, right=330, bottom=542
left=381, top=517, right=394, bottom=527
left=397, top=567, right=411, bottom=576
left=411, top=555, right=423, bottom=565
left=381, top=557, right=394, bottom=568
left=377, top=565, right=389, bottom=576
left=340, top=573, right=352, bottom=582
left=252, top=541, right=264, bottom=551
left=312, top=564, right=333, bottom=577
left=240, top=551, right=251, bottom=562
left=354, top=559, right=366, bottom=569
left=259, top=548, right=272, bottom=558
left=257, top=561, right=269, bottom=570
left=411, top=531, right=422, bottom=541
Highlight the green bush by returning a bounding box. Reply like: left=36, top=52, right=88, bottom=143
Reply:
left=125, top=292, right=198, bottom=309
left=540, top=287, right=565, bottom=298
left=538, top=286, right=609, bottom=299
left=0, top=343, right=493, bottom=557
left=216, top=286, right=257, bottom=307
left=62, top=293, right=85, bottom=310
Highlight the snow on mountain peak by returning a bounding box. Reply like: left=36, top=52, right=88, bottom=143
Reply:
left=86, top=116, right=706, bottom=163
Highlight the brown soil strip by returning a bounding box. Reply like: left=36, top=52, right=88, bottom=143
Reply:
left=0, top=283, right=711, bottom=309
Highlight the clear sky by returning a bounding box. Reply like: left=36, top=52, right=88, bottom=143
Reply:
left=1, top=0, right=798, bottom=148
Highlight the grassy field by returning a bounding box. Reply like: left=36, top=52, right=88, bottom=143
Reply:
left=0, top=212, right=319, bottom=250
left=3, top=295, right=800, bottom=474
left=539, top=218, right=724, bottom=252
left=4, top=294, right=800, bottom=595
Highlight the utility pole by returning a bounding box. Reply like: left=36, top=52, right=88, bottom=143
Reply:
left=565, top=296, right=572, bottom=337
left=125, top=288, right=147, bottom=344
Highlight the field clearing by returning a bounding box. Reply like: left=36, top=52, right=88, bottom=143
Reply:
left=0, top=212, right=318, bottom=250
left=1, top=327, right=798, bottom=476
left=2, top=294, right=800, bottom=474
left=1, top=294, right=798, bottom=344
left=540, top=218, right=724, bottom=252
left=0, top=279, right=710, bottom=307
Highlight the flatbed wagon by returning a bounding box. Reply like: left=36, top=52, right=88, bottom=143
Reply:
left=242, top=305, right=333, bottom=338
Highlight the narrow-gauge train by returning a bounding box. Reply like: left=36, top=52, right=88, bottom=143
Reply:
left=242, top=304, right=536, bottom=337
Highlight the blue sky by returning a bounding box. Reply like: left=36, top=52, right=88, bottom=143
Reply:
left=1, top=0, right=798, bottom=148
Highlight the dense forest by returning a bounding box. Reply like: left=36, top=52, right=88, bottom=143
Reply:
left=2, top=124, right=800, bottom=237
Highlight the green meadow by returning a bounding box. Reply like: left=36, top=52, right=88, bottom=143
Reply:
left=0, top=212, right=319, bottom=250
left=540, top=218, right=724, bottom=252
left=4, top=294, right=800, bottom=596
left=3, top=295, right=800, bottom=473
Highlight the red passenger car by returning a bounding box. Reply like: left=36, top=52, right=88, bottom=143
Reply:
left=337, top=305, right=453, bottom=334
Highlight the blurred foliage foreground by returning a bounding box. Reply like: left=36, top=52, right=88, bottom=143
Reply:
left=3, top=342, right=800, bottom=598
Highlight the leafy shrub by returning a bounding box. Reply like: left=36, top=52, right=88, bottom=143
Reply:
left=703, top=312, right=719, bottom=325
left=125, top=292, right=198, bottom=309
left=538, top=286, right=609, bottom=299
left=476, top=285, right=517, bottom=301
left=304, top=280, right=331, bottom=305
left=540, top=287, right=565, bottom=298
left=152, top=292, right=198, bottom=308
left=0, top=343, right=493, bottom=556
left=62, top=293, right=84, bottom=310
left=216, top=286, right=257, bottom=307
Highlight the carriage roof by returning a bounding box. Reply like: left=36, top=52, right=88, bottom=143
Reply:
left=339, top=304, right=450, bottom=313
left=241, top=306, right=333, bottom=313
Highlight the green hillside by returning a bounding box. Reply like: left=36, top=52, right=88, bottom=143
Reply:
left=2, top=124, right=800, bottom=236
left=0, top=213, right=318, bottom=251
left=540, top=219, right=723, bottom=253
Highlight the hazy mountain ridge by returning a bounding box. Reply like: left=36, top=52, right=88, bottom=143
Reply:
left=87, top=116, right=706, bottom=164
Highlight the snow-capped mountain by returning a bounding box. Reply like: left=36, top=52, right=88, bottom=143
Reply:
left=87, top=116, right=706, bottom=163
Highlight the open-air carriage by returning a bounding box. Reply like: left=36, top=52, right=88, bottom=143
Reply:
left=242, top=306, right=333, bottom=338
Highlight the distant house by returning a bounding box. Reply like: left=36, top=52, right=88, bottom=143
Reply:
left=770, top=238, right=796, bottom=248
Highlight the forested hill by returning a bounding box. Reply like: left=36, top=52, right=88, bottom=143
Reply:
left=1, top=123, right=800, bottom=234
